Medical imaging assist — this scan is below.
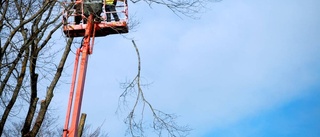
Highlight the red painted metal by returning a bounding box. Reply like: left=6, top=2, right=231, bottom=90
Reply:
left=63, top=48, right=80, bottom=137
left=62, top=0, right=129, bottom=37
left=63, top=14, right=95, bottom=137
left=63, top=21, right=128, bottom=37
left=62, top=0, right=130, bottom=135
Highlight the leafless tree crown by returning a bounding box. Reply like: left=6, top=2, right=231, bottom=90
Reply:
left=0, top=0, right=220, bottom=136
left=0, top=0, right=74, bottom=136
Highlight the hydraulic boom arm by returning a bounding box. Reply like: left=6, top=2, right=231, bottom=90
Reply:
left=63, top=14, right=96, bottom=137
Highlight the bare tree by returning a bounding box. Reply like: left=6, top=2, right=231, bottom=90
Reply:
left=116, top=1, right=225, bottom=136
left=129, top=0, right=222, bottom=18
left=0, top=0, right=220, bottom=136
left=0, top=0, right=74, bottom=136
left=117, top=41, right=191, bottom=137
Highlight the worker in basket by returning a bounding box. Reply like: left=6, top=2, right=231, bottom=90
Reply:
left=105, top=0, right=119, bottom=22
left=83, top=0, right=103, bottom=23
left=74, top=0, right=82, bottom=24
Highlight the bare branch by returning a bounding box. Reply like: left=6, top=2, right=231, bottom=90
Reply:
left=118, top=40, right=191, bottom=137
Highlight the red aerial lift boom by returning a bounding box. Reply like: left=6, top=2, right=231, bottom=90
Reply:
left=62, top=0, right=128, bottom=136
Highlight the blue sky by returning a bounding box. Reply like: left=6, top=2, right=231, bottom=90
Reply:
left=56, top=0, right=320, bottom=136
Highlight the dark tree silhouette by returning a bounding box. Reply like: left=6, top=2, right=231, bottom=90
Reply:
left=0, top=0, right=73, bottom=136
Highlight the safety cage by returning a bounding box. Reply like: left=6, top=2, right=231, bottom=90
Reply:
left=62, top=0, right=128, bottom=37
